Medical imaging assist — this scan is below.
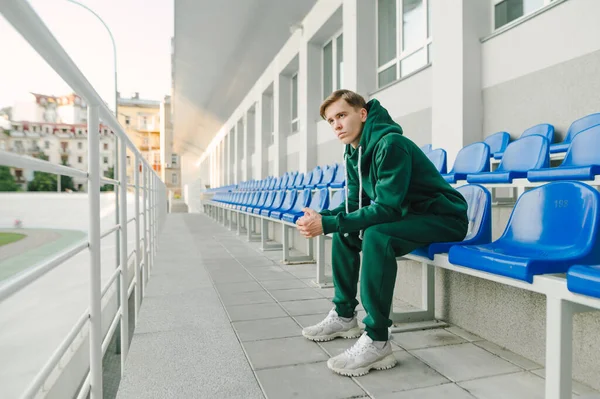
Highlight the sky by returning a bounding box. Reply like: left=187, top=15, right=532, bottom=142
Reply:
left=0, top=0, right=174, bottom=112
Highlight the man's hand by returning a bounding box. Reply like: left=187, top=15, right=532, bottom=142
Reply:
left=296, top=208, right=324, bottom=238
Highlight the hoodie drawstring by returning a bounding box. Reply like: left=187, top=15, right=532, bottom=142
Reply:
left=343, top=145, right=364, bottom=240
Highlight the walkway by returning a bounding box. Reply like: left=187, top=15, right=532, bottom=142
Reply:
left=117, top=213, right=600, bottom=399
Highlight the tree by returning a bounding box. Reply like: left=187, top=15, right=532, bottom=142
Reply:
left=100, top=166, right=115, bottom=192
left=27, top=151, right=57, bottom=192
left=0, top=166, right=19, bottom=192
left=59, top=159, right=76, bottom=192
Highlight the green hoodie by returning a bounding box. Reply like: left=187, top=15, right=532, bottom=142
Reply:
left=320, top=99, right=468, bottom=235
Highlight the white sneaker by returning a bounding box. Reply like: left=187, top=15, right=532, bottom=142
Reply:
left=302, top=308, right=362, bottom=342
left=327, top=332, right=397, bottom=377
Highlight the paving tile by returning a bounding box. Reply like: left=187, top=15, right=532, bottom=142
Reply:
left=214, top=281, right=265, bottom=294
left=293, top=313, right=330, bottom=328
left=261, top=279, right=308, bottom=290
left=355, top=351, right=449, bottom=397
left=271, top=288, right=324, bottom=302
left=459, top=371, right=555, bottom=399
left=315, top=287, right=335, bottom=299
left=232, top=317, right=301, bottom=342
left=220, top=290, right=274, bottom=306
left=242, top=336, right=329, bottom=370
left=208, top=270, right=255, bottom=283
left=392, top=329, right=466, bottom=350
left=226, top=302, right=287, bottom=322
left=255, top=361, right=366, bottom=399
left=249, top=267, right=297, bottom=281
left=375, top=383, right=476, bottom=399
left=474, top=340, right=541, bottom=370
left=410, top=343, right=521, bottom=382
left=287, top=265, right=320, bottom=279
left=280, top=298, right=334, bottom=316
left=530, top=368, right=599, bottom=396
left=445, top=326, right=483, bottom=342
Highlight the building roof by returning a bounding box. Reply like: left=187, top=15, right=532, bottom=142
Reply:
left=118, top=97, right=160, bottom=108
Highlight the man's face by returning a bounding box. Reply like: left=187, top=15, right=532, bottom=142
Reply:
left=324, top=98, right=367, bottom=148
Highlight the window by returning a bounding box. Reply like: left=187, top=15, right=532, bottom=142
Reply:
left=45, top=141, right=49, bottom=149
left=171, top=154, right=178, bottom=165
left=323, top=32, right=344, bottom=99
left=125, top=116, right=130, bottom=125
left=78, top=156, right=83, bottom=163
left=103, top=156, right=108, bottom=164
left=78, top=142, right=83, bottom=150
left=494, top=0, right=546, bottom=29
left=172, top=173, right=178, bottom=184
left=127, top=155, right=131, bottom=166
left=103, top=143, right=108, bottom=151
left=377, top=0, right=431, bottom=88
left=291, top=73, right=299, bottom=133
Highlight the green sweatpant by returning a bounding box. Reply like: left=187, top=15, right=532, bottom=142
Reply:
left=332, top=212, right=468, bottom=341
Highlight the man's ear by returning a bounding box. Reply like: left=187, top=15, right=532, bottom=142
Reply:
left=360, top=107, right=368, bottom=122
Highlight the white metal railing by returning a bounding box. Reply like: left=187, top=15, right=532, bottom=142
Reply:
left=0, top=1, right=168, bottom=399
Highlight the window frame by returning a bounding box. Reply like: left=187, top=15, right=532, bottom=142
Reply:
left=322, top=30, right=344, bottom=99
left=375, top=0, right=432, bottom=89
left=290, top=72, right=299, bottom=133
left=492, top=0, right=554, bottom=31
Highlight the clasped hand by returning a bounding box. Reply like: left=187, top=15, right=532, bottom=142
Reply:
left=296, top=208, right=323, bottom=238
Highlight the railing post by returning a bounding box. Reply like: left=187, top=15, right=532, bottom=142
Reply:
left=118, top=137, right=129, bottom=371
left=87, top=105, right=103, bottom=399
left=149, top=174, right=154, bottom=270
left=134, top=154, right=141, bottom=320
left=143, top=166, right=149, bottom=284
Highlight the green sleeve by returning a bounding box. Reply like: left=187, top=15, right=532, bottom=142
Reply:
left=321, top=144, right=409, bottom=235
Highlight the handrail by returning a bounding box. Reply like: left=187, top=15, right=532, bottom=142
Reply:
left=0, top=150, right=88, bottom=179
left=100, top=177, right=119, bottom=186
left=0, top=240, right=88, bottom=302
left=101, top=225, right=121, bottom=239
left=20, top=311, right=90, bottom=399
left=101, top=267, right=122, bottom=299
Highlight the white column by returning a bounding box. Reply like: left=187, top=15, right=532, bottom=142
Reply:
left=274, top=76, right=286, bottom=176
left=343, top=0, right=376, bottom=95
left=243, top=112, right=250, bottom=181
left=299, top=41, right=320, bottom=172
left=255, top=100, right=265, bottom=179
left=234, top=122, right=239, bottom=183
left=431, top=0, right=491, bottom=166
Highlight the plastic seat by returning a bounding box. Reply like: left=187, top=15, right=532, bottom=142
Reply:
left=260, top=190, right=285, bottom=217
left=411, top=184, right=492, bottom=260
left=305, top=166, right=323, bottom=189
left=286, top=171, right=299, bottom=188
left=291, top=173, right=305, bottom=189
left=466, top=135, right=549, bottom=184
left=241, top=191, right=262, bottom=212
left=327, top=164, right=346, bottom=189
left=494, top=124, right=554, bottom=159
left=248, top=191, right=270, bottom=213
left=483, top=132, right=510, bottom=156
left=550, top=113, right=600, bottom=154
left=297, top=170, right=316, bottom=189
left=313, top=164, right=338, bottom=189
left=236, top=192, right=253, bottom=210
left=448, top=181, right=600, bottom=283
left=420, top=144, right=432, bottom=153
left=527, top=125, right=600, bottom=182
left=269, top=189, right=298, bottom=219
left=253, top=191, right=276, bottom=214
left=328, top=189, right=346, bottom=209
left=425, top=149, right=447, bottom=174
left=281, top=188, right=315, bottom=223
left=442, top=143, right=490, bottom=183
left=567, top=265, right=600, bottom=299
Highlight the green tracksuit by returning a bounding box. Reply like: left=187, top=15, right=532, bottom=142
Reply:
left=320, top=99, right=468, bottom=341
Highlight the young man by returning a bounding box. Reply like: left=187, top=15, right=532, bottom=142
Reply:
left=296, top=89, right=468, bottom=377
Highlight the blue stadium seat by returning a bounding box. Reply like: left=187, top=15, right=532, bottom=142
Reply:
left=466, top=135, right=549, bottom=184
left=286, top=171, right=299, bottom=188
left=567, top=265, right=600, bottom=299
left=483, top=131, right=510, bottom=156
left=442, top=143, right=490, bottom=183
left=448, top=181, right=600, bottom=283
left=253, top=191, right=276, bottom=214
left=260, top=190, right=286, bottom=217
left=527, top=125, right=600, bottom=182
left=328, top=189, right=346, bottom=209
left=248, top=191, right=270, bottom=213
left=242, top=192, right=261, bottom=212
left=281, top=188, right=320, bottom=223
left=493, top=124, right=554, bottom=160
left=328, top=164, right=346, bottom=189
left=277, top=174, right=290, bottom=190
left=551, top=113, right=600, bottom=154
left=269, top=189, right=298, bottom=219
left=412, top=184, right=492, bottom=260
left=425, top=149, right=447, bottom=174
left=307, top=166, right=323, bottom=188
left=420, top=144, right=432, bottom=153
left=291, top=173, right=305, bottom=189
left=313, top=164, right=338, bottom=189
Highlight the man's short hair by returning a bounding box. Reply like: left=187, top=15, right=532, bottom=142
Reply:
left=319, top=89, right=366, bottom=120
